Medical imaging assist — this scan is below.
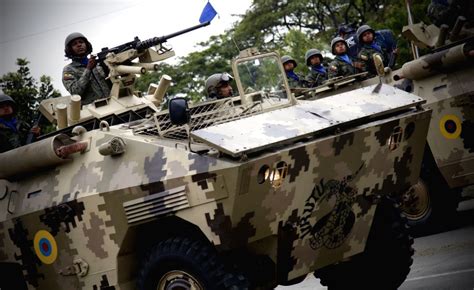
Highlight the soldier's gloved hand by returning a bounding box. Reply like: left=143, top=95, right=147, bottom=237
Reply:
left=30, top=125, right=41, bottom=136
left=86, top=56, right=97, bottom=70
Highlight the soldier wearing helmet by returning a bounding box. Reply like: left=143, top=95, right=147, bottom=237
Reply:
left=0, top=93, right=40, bottom=153
left=328, top=37, right=362, bottom=79
left=62, top=32, right=111, bottom=105
left=304, top=49, right=328, bottom=88
left=281, top=55, right=306, bottom=88
left=357, top=24, right=398, bottom=76
left=357, top=24, right=386, bottom=77
left=204, top=73, right=234, bottom=100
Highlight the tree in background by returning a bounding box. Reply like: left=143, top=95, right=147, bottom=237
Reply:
left=234, top=0, right=392, bottom=49
left=0, top=58, right=61, bottom=136
left=236, top=0, right=432, bottom=64
left=136, top=0, right=432, bottom=102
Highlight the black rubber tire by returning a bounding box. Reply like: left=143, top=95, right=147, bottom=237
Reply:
left=314, top=197, right=414, bottom=290
left=136, top=237, right=249, bottom=290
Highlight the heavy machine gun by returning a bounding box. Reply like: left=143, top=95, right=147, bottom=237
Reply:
left=96, top=21, right=210, bottom=63
left=37, top=21, right=210, bottom=133
left=97, top=21, right=210, bottom=99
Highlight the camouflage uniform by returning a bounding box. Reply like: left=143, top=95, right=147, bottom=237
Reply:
left=358, top=45, right=388, bottom=77
left=0, top=93, right=24, bottom=153
left=0, top=120, right=22, bottom=153
left=62, top=61, right=110, bottom=105
left=328, top=56, right=358, bottom=78
left=304, top=49, right=328, bottom=87
left=357, top=25, right=388, bottom=77
left=306, top=67, right=328, bottom=87
left=63, top=32, right=110, bottom=105
left=329, top=37, right=358, bottom=79
left=286, top=71, right=306, bottom=88
left=281, top=55, right=306, bottom=88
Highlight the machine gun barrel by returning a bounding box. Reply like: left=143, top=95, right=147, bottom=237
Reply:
left=97, top=21, right=210, bottom=62
left=136, top=21, right=210, bottom=50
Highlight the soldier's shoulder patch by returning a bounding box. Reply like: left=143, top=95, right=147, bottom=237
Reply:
left=63, top=72, right=74, bottom=80
left=360, top=54, right=368, bottom=61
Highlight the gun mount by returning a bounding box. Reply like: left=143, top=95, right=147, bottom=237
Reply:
left=38, top=22, right=210, bottom=134
left=98, top=21, right=210, bottom=99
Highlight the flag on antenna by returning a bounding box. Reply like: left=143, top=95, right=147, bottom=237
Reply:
left=199, top=1, right=217, bottom=23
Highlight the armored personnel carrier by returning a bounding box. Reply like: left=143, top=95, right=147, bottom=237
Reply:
left=392, top=14, right=474, bottom=233
left=297, top=11, right=474, bottom=234
left=0, top=29, right=431, bottom=290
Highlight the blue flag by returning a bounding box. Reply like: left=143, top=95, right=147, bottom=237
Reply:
left=199, top=1, right=217, bottom=23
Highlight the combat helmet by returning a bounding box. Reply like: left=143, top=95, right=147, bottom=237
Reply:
left=205, top=73, right=233, bottom=99
left=305, top=49, right=323, bottom=66
left=0, top=93, right=17, bottom=114
left=357, top=25, right=375, bottom=43
left=331, top=37, right=349, bottom=55
left=281, top=55, right=297, bottom=68
left=64, top=32, right=93, bottom=58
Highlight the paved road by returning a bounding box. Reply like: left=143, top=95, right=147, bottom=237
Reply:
left=277, top=200, right=474, bottom=290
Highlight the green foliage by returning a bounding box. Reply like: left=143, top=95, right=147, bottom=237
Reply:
left=0, top=58, right=61, bottom=133
left=234, top=0, right=395, bottom=49
left=366, top=0, right=432, bottom=66
left=135, top=0, right=435, bottom=99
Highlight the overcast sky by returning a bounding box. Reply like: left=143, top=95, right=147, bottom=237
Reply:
left=0, top=0, right=252, bottom=94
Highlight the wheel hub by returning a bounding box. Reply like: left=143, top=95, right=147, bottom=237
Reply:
left=158, top=270, right=203, bottom=290
left=400, top=179, right=431, bottom=221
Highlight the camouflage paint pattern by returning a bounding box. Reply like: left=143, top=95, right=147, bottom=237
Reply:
left=306, top=36, right=474, bottom=192
left=0, top=90, right=430, bottom=289
left=394, top=44, right=474, bottom=188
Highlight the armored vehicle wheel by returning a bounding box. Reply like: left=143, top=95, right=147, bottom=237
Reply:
left=314, top=197, right=414, bottom=289
left=401, top=178, right=432, bottom=225
left=136, top=237, right=249, bottom=290
left=400, top=149, right=461, bottom=236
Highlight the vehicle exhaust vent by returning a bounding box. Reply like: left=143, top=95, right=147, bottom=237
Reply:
left=123, top=186, right=189, bottom=224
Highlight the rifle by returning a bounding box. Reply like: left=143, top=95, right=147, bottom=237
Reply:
left=388, top=51, right=398, bottom=69
left=96, top=21, right=211, bottom=63
left=26, top=112, right=42, bottom=144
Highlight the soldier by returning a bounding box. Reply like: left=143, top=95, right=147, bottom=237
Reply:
left=0, top=93, right=40, bottom=153
left=357, top=25, right=388, bottom=77
left=328, top=37, right=361, bottom=79
left=338, top=24, right=359, bottom=58
left=281, top=55, right=306, bottom=88
left=205, top=73, right=234, bottom=100
left=62, top=32, right=111, bottom=105
left=305, top=49, right=328, bottom=88
left=357, top=25, right=399, bottom=75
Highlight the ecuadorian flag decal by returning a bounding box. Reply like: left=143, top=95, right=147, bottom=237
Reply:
left=34, top=230, right=58, bottom=264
